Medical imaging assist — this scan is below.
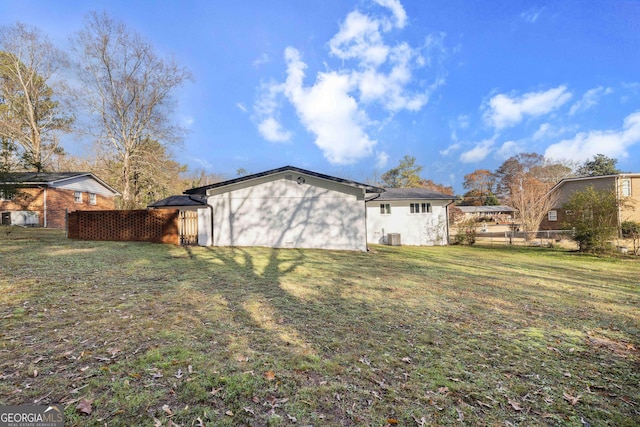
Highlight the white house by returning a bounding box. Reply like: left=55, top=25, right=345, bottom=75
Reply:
left=366, top=188, right=455, bottom=246
left=183, top=166, right=383, bottom=251
left=150, top=166, right=455, bottom=250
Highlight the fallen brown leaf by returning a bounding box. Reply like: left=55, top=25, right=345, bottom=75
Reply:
left=77, top=398, right=93, bottom=415
left=508, top=398, right=522, bottom=411
left=563, top=392, right=581, bottom=406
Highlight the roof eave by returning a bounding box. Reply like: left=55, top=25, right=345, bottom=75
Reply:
left=185, top=165, right=384, bottom=195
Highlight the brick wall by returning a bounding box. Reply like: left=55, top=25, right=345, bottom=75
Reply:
left=67, top=209, right=180, bottom=244
left=539, top=208, right=572, bottom=231
left=0, top=187, right=115, bottom=228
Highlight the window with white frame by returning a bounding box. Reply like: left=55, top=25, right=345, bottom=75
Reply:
left=74, top=191, right=82, bottom=203
left=89, top=193, right=97, bottom=205
left=548, top=210, right=557, bottom=221
left=621, top=178, right=631, bottom=197
left=380, top=203, right=391, bottom=215
left=410, top=202, right=432, bottom=213
left=0, top=188, right=16, bottom=201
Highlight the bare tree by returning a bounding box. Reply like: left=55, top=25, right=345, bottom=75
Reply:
left=509, top=172, right=559, bottom=237
left=72, top=12, right=192, bottom=208
left=494, top=153, right=570, bottom=236
left=0, top=22, right=73, bottom=171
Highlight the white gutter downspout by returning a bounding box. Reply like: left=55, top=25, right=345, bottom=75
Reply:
left=365, top=192, right=382, bottom=251
left=616, top=175, right=622, bottom=237
left=444, top=199, right=455, bottom=245
left=43, top=187, right=47, bottom=228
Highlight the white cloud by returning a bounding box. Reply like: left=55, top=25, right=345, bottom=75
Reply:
left=353, top=42, right=432, bottom=111
left=258, top=118, right=292, bottom=142
left=373, top=0, right=407, bottom=28
left=520, top=7, right=544, bottom=23
left=484, top=86, right=572, bottom=129
left=253, top=81, right=293, bottom=142
left=532, top=122, right=576, bottom=141
left=456, top=114, right=470, bottom=129
left=189, top=156, right=212, bottom=170
left=236, top=103, right=248, bottom=113
left=329, top=10, right=391, bottom=66
left=533, top=123, right=551, bottom=140
left=569, top=86, right=613, bottom=115
left=496, top=140, right=523, bottom=160
left=254, top=0, right=448, bottom=165
left=253, top=53, right=270, bottom=67
left=439, top=142, right=461, bottom=156
left=545, top=111, right=640, bottom=162
left=376, top=151, right=389, bottom=169
left=460, top=138, right=495, bottom=163
left=282, top=47, right=375, bottom=164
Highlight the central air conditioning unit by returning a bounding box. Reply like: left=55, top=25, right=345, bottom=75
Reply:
left=387, top=233, right=401, bottom=246
left=1, top=211, right=39, bottom=227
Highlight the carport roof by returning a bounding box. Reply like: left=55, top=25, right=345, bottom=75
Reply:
left=148, top=195, right=207, bottom=208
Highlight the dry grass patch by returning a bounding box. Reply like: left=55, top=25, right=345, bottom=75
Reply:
left=0, top=228, right=638, bottom=426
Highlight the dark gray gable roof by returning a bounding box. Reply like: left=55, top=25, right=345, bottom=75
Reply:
left=1, top=172, right=119, bottom=195
left=185, top=165, right=384, bottom=195
left=457, top=205, right=515, bottom=213
left=372, top=187, right=455, bottom=201
left=2, top=172, right=91, bottom=184
left=148, top=195, right=207, bottom=208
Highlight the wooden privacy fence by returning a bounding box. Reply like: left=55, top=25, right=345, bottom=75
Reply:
left=67, top=209, right=180, bottom=244
left=179, top=210, right=199, bottom=245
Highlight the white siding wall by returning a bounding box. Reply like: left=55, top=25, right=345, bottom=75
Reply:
left=206, top=172, right=367, bottom=250
left=366, top=200, right=449, bottom=246
left=53, top=175, right=115, bottom=196
left=197, top=207, right=212, bottom=246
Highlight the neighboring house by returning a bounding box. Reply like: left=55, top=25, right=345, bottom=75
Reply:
left=0, top=172, right=119, bottom=228
left=366, top=188, right=455, bottom=246
left=539, top=173, right=640, bottom=230
left=456, top=205, right=516, bottom=223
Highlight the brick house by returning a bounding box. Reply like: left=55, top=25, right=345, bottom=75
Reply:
left=539, top=173, right=640, bottom=230
left=0, top=172, right=119, bottom=228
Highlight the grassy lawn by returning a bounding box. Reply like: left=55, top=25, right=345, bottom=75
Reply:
left=1, top=228, right=638, bottom=426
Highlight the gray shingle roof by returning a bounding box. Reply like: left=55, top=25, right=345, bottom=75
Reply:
left=372, top=187, right=455, bottom=201
left=1, top=172, right=91, bottom=184
left=148, top=195, right=207, bottom=208
left=457, top=205, right=515, bottom=213
left=185, top=165, right=384, bottom=195
left=1, top=172, right=119, bottom=195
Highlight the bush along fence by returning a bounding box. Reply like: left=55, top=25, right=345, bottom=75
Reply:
left=67, top=209, right=180, bottom=244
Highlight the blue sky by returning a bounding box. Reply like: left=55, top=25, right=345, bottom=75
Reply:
left=2, top=0, right=639, bottom=191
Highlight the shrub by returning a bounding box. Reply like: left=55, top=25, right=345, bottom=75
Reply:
left=562, top=186, right=619, bottom=253
left=453, top=219, right=477, bottom=245
left=621, top=221, right=640, bottom=255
